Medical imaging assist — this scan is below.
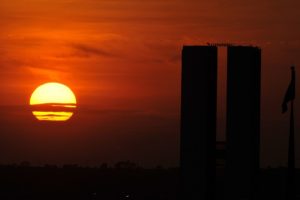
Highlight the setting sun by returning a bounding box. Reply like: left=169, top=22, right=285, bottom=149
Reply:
left=30, top=82, right=77, bottom=121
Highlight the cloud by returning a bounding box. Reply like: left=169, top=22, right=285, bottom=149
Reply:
left=70, top=44, right=117, bottom=58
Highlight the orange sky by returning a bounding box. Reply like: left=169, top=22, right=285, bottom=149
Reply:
left=1, top=0, right=300, bottom=167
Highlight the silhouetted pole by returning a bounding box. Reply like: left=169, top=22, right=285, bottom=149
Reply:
left=282, top=66, right=296, bottom=200
left=287, top=99, right=295, bottom=200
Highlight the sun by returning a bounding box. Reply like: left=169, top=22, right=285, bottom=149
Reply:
left=30, top=82, right=77, bottom=121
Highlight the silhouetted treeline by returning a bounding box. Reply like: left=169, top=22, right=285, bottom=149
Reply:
left=4, top=160, right=153, bottom=170
left=0, top=163, right=299, bottom=200
left=0, top=162, right=179, bottom=200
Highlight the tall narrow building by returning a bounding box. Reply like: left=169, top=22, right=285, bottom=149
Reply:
left=226, top=46, right=261, bottom=200
left=180, top=46, right=218, bottom=200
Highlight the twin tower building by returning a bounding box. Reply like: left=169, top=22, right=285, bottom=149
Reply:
left=180, top=46, right=261, bottom=200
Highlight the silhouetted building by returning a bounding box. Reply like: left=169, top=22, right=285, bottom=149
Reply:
left=226, top=46, right=261, bottom=200
left=180, top=45, right=261, bottom=200
left=180, top=46, right=217, bottom=200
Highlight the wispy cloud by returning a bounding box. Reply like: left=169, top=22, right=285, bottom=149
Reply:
left=70, top=44, right=117, bottom=58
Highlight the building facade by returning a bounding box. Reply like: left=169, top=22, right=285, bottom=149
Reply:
left=181, top=45, right=261, bottom=200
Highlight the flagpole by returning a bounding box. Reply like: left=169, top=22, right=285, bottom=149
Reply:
left=287, top=75, right=295, bottom=200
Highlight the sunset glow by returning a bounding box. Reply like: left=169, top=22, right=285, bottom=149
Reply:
left=1, top=0, right=300, bottom=169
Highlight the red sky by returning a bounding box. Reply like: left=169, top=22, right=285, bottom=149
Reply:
left=1, top=0, right=300, bottom=167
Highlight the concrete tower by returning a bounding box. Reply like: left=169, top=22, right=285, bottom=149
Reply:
left=180, top=46, right=218, bottom=200
left=226, top=46, right=261, bottom=200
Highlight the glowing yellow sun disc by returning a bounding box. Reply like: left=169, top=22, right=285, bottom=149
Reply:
left=30, top=82, right=77, bottom=121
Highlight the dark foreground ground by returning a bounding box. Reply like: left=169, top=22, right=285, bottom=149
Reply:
left=0, top=164, right=179, bottom=200
left=0, top=164, right=299, bottom=200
